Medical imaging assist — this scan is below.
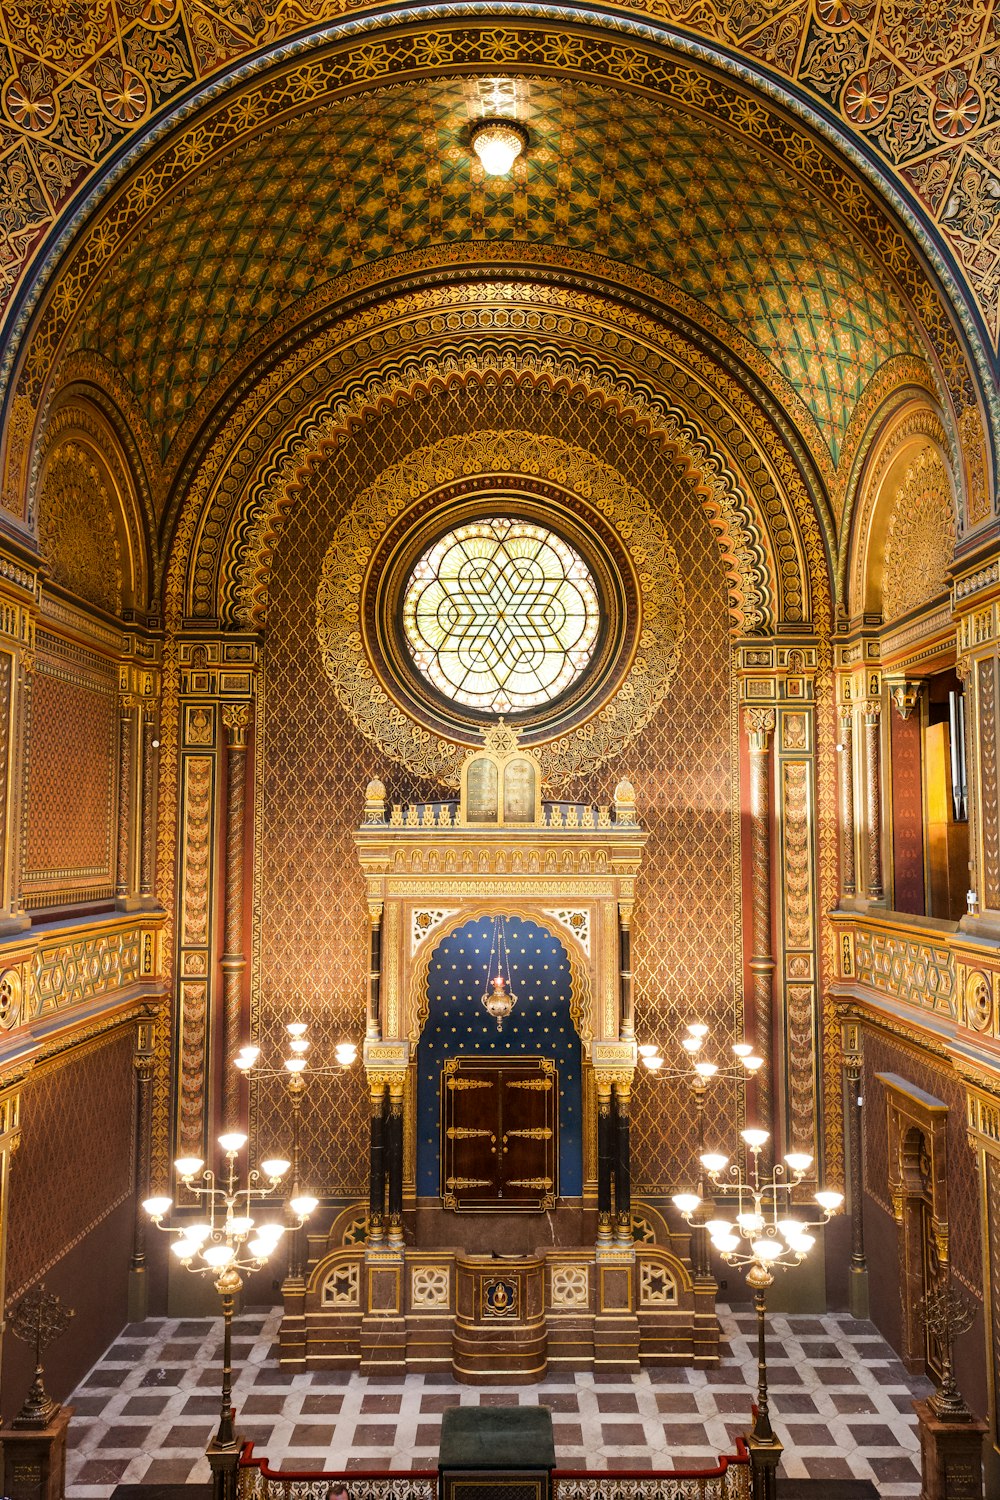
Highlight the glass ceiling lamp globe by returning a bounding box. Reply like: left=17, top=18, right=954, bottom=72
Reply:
left=471, top=120, right=527, bottom=176
left=218, top=1132, right=247, bottom=1153
left=174, top=1157, right=204, bottom=1178
left=741, top=1127, right=770, bottom=1150
left=686, top=1022, right=710, bottom=1039
left=815, top=1190, right=845, bottom=1213
left=287, top=1022, right=308, bottom=1039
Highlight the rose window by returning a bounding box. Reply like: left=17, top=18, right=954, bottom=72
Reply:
left=401, top=518, right=601, bottom=712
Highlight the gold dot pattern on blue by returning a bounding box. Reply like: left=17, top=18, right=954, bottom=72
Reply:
left=417, top=916, right=582, bottom=1196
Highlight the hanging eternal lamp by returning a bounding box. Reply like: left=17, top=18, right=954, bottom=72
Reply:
left=471, top=119, right=528, bottom=177
left=481, top=915, right=518, bottom=1029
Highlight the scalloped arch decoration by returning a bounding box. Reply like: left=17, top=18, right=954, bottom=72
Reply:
left=225, top=358, right=774, bottom=637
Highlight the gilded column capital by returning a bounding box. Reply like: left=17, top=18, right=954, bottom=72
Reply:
left=744, top=706, right=776, bottom=753
left=862, top=697, right=882, bottom=725
left=221, top=702, right=251, bottom=747
left=889, top=682, right=921, bottom=720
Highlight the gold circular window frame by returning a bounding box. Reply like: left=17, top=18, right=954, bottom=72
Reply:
left=370, top=492, right=629, bottom=743
left=316, top=430, right=685, bottom=788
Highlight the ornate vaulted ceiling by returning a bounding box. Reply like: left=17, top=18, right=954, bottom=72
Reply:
left=0, top=0, right=997, bottom=353
left=2, top=11, right=994, bottom=565
left=70, top=75, right=922, bottom=469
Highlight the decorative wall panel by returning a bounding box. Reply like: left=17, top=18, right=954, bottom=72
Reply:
left=862, top=1028, right=981, bottom=1299
left=890, top=709, right=925, bottom=915
left=881, top=446, right=956, bottom=624
left=37, top=436, right=123, bottom=616
left=852, top=926, right=956, bottom=1018
left=985, top=1152, right=1000, bottom=1446
left=254, top=382, right=738, bottom=1196
left=176, top=746, right=216, bottom=1154
left=5, top=1027, right=134, bottom=1304
left=978, top=656, right=1000, bottom=912
left=22, top=634, right=117, bottom=906
left=778, top=718, right=819, bottom=1159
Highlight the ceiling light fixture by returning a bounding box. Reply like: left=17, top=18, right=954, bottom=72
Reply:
left=471, top=119, right=528, bottom=177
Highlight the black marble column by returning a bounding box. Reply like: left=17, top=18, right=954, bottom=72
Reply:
left=614, top=1079, right=632, bottom=1247
left=368, top=1083, right=387, bottom=1248
left=597, top=1080, right=613, bottom=1250
left=386, top=1081, right=404, bottom=1251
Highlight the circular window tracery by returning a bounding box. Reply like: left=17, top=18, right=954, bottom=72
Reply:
left=315, top=431, right=685, bottom=785
left=401, top=518, right=601, bottom=713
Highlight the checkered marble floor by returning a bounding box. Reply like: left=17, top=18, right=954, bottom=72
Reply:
left=66, top=1305, right=929, bottom=1498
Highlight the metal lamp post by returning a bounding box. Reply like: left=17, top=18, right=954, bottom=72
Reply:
left=144, top=1132, right=316, bottom=1449
left=672, top=1127, right=843, bottom=1497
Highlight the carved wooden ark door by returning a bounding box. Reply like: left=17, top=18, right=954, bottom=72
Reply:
left=442, top=1057, right=557, bottom=1211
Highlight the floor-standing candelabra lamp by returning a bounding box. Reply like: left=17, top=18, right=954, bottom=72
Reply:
left=672, top=1129, right=843, bottom=1498
left=639, top=1021, right=765, bottom=1273
left=234, top=1022, right=357, bottom=1279
left=144, top=1134, right=316, bottom=1449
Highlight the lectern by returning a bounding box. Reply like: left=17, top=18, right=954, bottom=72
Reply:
left=439, top=1405, right=556, bottom=1500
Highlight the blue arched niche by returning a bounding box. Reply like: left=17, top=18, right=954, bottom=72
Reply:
left=416, top=914, right=582, bottom=1199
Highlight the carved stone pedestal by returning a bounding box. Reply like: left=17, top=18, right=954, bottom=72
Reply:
left=0, top=1405, right=72, bottom=1500
left=913, top=1399, right=986, bottom=1500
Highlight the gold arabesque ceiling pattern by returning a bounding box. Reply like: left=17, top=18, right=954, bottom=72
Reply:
left=0, top=0, right=997, bottom=355
left=73, top=75, right=919, bottom=468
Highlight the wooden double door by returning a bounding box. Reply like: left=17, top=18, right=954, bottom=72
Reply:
left=442, top=1056, right=557, bottom=1211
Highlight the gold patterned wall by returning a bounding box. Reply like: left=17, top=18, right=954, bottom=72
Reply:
left=253, top=380, right=739, bottom=1195
left=22, top=632, right=118, bottom=908
left=4, top=1027, right=135, bottom=1305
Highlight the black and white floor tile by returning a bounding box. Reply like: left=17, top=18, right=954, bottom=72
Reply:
left=65, top=1305, right=928, bottom=1497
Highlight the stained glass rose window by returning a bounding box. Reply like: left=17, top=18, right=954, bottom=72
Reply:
left=401, top=518, right=601, bottom=712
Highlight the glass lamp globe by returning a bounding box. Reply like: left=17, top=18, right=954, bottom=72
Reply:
left=471, top=121, right=527, bottom=176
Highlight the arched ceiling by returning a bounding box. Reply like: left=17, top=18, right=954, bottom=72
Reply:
left=70, top=74, right=923, bottom=470
left=2, top=15, right=991, bottom=568
left=0, top=0, right=996, bottom=356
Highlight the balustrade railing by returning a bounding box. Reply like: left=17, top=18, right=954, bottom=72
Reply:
left=237, top=1442, right=752, bottom=1500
